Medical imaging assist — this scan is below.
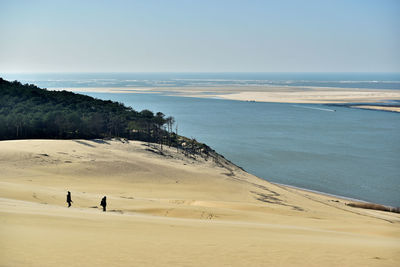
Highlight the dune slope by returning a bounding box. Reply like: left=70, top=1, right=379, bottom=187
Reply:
left=1, top=139, right=399, bottom=266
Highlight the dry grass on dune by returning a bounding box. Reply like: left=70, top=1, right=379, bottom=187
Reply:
left=347, top=202, right=400, bottom=213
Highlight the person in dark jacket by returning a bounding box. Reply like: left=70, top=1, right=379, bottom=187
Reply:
left=100, top=196, right=107, bottom=212
left=66, top=191, right=73, bottom=207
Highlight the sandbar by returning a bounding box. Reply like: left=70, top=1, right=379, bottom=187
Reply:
left=52, top=86, right=400, bottom=112
left=350, top=105, right=400, bottom=113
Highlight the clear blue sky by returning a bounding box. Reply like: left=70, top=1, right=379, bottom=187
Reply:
left=0, top=0, right=399, bottom=72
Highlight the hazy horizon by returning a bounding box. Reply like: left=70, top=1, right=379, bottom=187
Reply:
left=2, top=71, right=400, bottom=75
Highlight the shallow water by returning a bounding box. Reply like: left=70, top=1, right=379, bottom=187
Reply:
left=84, top=92, right=400, bottom=207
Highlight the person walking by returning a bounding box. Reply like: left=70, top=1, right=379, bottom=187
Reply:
left=100, top=196, right=107, bottom=212
left=66, top=191, right=73, bottom=208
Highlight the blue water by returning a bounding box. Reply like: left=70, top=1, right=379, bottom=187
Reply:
left=2, top=72, right=400, bottom=89
left=84, top=92, right=400, bottom=207
left=2, top=72, right=399, bottom=206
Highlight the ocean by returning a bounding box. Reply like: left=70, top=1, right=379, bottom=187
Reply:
left=2, top=72, right=400, bottom=90
left=2, top=72, right=400, bottom=206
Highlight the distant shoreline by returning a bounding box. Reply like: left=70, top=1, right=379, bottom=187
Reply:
left=51, top=86, right=400, bottom=112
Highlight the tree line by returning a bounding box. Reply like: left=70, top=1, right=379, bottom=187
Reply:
left=0, top=77, right=216, bottom=158
left=0, top=78, right=176, bottom=143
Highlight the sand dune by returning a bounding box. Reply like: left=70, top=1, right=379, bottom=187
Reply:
left=1, top=139, right=399, bottom=266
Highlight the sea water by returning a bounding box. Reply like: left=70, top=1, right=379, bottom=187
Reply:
left=2, top=72, right=400, bottom=90
left=2, top=72, right=399, bottom=206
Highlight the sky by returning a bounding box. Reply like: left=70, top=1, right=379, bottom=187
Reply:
left=0, top=0, right=399, bottom=73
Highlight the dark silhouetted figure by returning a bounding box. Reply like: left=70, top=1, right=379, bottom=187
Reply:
left=66, top=191, right=73, bottom=207
left=100, top=196, right=107, bottom=212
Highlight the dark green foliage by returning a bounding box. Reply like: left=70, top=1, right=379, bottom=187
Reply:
left=0, top=78, right=216, bottom=158
left=0, top=78, right=171, bottom=142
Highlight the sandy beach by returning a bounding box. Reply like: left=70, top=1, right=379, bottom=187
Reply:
left=53, top=85, right=400, bottom=112
left=1, top=139, right=399, bottom=266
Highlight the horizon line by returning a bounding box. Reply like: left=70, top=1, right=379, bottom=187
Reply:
left=2, top=71, right=400, bottom=74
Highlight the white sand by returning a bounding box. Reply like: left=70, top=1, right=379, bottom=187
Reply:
left=215, top=89, right=400, bottom=104
left=1, top=139, right=399, bottom=266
